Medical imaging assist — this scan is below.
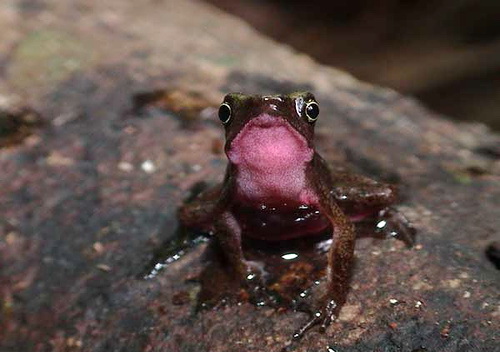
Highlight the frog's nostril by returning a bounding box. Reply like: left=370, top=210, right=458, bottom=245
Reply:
left=269, top=103, right=279, bottom=112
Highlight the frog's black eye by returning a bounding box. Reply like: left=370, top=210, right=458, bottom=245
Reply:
left=218, top=103, right=232, bottom=124
left=305, top=101, right=319, bottom=123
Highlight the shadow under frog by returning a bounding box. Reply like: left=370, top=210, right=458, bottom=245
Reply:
left=160, top=92, right=415, bottom=338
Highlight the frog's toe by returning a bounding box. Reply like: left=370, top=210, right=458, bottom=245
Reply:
left=377, top=208, right=416, bottom=247
left=293, top=299, right=339, bottom=339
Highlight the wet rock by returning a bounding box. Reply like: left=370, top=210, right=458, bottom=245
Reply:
left=0, top=0, right=499, bottom=351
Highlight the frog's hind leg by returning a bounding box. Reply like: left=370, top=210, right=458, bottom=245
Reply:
left=178, top=183, right=222, bottom=232
left=330, top=170, right=415, bottom=247
left=330, top=170, right=397, bottom=214
left=140, top=183, right=222, bottom=279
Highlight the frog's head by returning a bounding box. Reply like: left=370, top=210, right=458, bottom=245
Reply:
left=218, top=92, right=319, bottom=169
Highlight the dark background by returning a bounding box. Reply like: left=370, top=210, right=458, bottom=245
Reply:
left=207, top=0, right=500, bottom=130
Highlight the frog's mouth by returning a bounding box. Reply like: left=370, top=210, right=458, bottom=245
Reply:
left=227, top=114, right=313, bottom=171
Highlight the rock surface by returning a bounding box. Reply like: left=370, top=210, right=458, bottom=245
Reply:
left=0, top=1, right=499, bottom=351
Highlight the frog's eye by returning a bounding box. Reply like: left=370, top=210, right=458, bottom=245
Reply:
left=218, top=103, right=232, bottom=124
left=305, top=101, right=319, bottom=123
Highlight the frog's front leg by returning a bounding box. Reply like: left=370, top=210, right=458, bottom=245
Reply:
left=213, top=210, right=270, bottom=303
left=294, top=193, right=356, bottom=339
left=214, top=211, right=247, bottom=277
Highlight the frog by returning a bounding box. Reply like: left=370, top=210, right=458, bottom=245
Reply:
left=178, top=92, right=415, bottom=337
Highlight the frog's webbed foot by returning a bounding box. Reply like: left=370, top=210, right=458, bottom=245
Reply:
left=292, top=298, right=339, bottom=340
left=376, top=207, right=416, bottom=247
